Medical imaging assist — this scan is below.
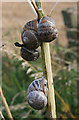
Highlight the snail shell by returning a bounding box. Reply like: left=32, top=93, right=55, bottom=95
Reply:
left=27, top=77, right=48, bottom=110
left=21, top=47, right=39, bottom=61
left=37, top=16, right=58, bottom=42
left=21, top=19, right=41, bottom=50
left=14, top=16, right=58, bottom=61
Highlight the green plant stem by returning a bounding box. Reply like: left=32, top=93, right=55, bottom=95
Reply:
left=34, top=0, right=56, bottom=118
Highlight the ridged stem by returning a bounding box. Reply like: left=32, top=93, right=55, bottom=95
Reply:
left=41, top=43, right=56, bottom=118
left=32, top=0, right=56, bottom=118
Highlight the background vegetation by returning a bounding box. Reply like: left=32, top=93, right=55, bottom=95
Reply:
left=1, top=2, right=78, bottom=119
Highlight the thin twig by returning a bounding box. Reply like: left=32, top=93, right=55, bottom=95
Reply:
left=51, top=54, right=71, bottom=65
left=10, top=90, right=26, bottom=106
left=1, top=102, right=28, bottom=111
left=3, top=48, right=38, bottom=72
left=10, top=92, right=21, bottom=105
left=19, top=109, right=32, bottom=118
left=55, top=90, right=76, bottom=118
left=0, top=87, right=13, bottom=120
left=49, top=0, right=60, bottom=17
left=0, top=111, right=5, bottom=120
left=31, top=0, right=42, bottom=18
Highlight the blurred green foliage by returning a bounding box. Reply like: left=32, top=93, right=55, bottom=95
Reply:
left=2, top=38, right=78, bottom=119
left=2, top=53, right=44, bottom=119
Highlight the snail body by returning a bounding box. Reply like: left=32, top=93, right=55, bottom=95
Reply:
left=27, top=77, right=48, bottom=110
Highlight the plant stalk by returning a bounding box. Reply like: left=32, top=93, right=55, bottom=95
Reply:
left=33, top=0, right=56, bottom=118
left=41, top=43, right=56, bottom=118
left=0, top=87, right=13, bottom=120
left=0, top=111, right=5, bottom=120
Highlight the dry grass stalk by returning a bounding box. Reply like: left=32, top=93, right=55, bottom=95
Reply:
left=0, top=87, right=13, bottom=120
left=1, top=102, right=28, bottom=111
left=31, top=0, right=56, bottom=118
left=42, top=43, right=56, bottom=118
left=0, top=111, right=5, bottom=120
left=55, top=90, right=76, bottom=118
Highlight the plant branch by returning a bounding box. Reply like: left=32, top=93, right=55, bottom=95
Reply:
left=0, top=87, right=13, bottom=120
left=1, top=102, right=28, bottom=111
left=55, top=90, right=76, bottom=118
left=32, top=0, right=56, bottom=118
left=31, top=0, right=42, bottom=18
left=0, top=111, right=5, bottom=120
left=48, top=0, right=60, bottom=17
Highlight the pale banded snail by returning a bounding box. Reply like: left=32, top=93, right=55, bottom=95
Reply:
left=27, top=77, right=48, bottom=110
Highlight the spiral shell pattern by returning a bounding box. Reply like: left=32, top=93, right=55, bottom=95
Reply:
left=27, top=77, right=48, bottom=110
left=37, top=16, right=58, bottom=42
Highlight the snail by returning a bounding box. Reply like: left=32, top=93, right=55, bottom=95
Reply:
left=14, top=0, right=58, bottom=61
left=21, top=19, right=41, bottom=50
left=27, top=77, right=48, bottom=110
left=15, top=16, right=58, bottom=61
left=14, top=19, right=40, bottom=61
left=21, top=47, right=39, bottom=61
left=22, top=16, right=58, bottom=44
left=37, top=16, right=58, bottom=42
left=14, top=42, right=39, bottom=61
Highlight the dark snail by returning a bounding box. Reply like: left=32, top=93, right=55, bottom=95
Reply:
left=14, top=42, right=39, bottom=61
left=37, top=16, right=58, bottom=42
left=21, top=19, right=41, bottom=50
left=14, top=19, right=41, bottom=61
left=21, top=47, right=39, bottom=61
left=27, top=77, right=48, bottom=110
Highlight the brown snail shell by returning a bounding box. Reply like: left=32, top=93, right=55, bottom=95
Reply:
left=15, top=16, right=58, bottom=61
left=21, top=30, right=40, bottom=50
left=21, top=47, right=39, bottom=61
left=21, top=19, right=41, bottom=50
left=37, top=16, right=58, bottom=42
